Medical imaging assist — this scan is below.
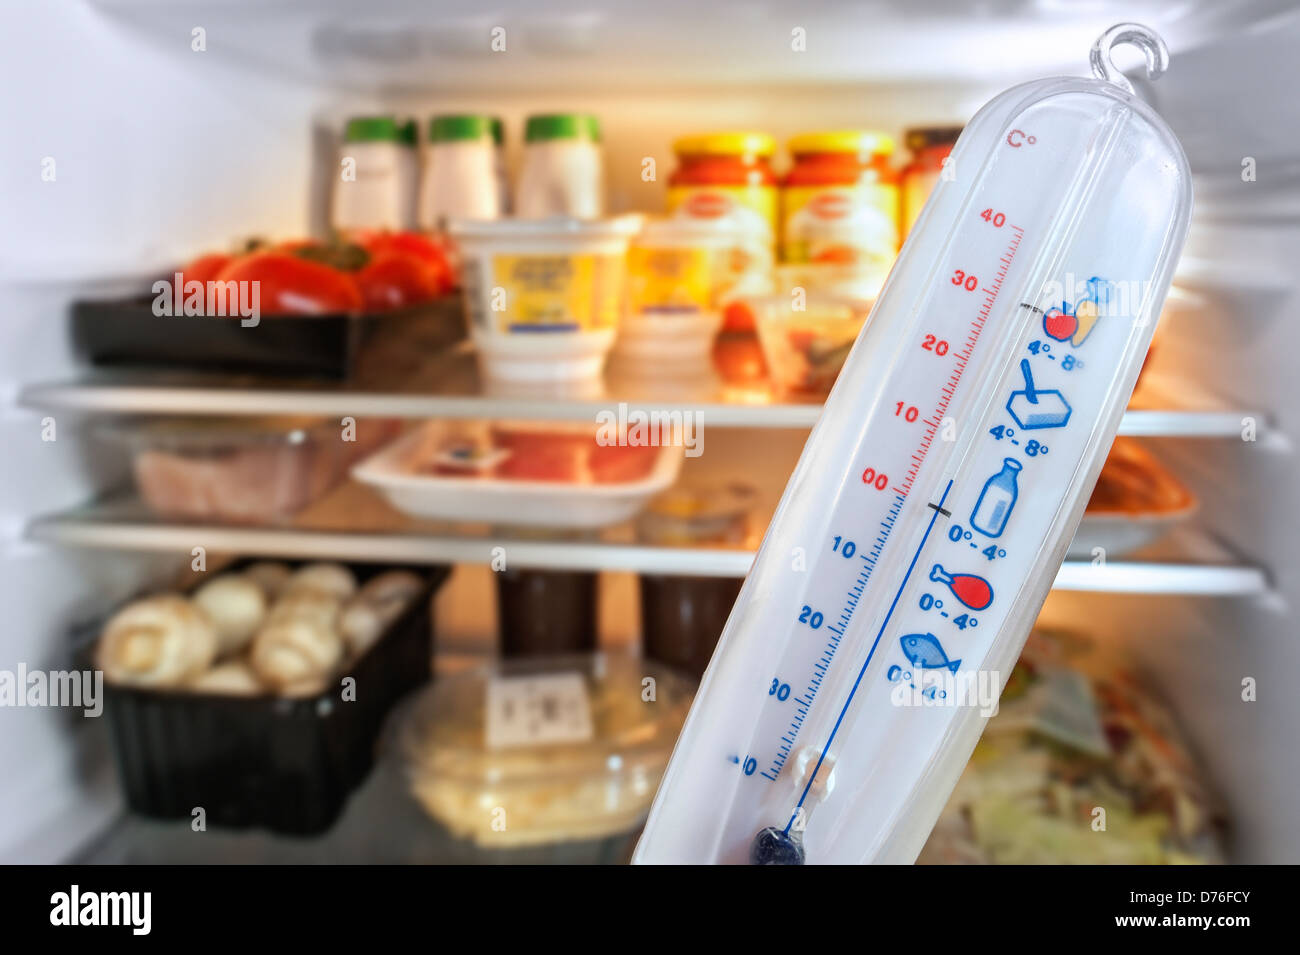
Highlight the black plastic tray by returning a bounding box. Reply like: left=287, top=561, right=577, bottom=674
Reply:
left=95, top=560, right=450, bottom=835
left=70, top=296, right=463, bottom=380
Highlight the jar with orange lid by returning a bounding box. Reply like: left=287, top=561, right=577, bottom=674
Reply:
left=900, top=126, right=963, bottom=238
left=781, top=131, right=900, bottom=297
left=667, top=132, right=777, bottom=311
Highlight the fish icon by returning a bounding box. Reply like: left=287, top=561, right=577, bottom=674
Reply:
left=899, top=633, right=961, bottom=674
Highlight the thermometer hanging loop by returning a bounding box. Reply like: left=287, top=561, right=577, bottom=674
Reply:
left=1090, top=22, right=1170, bottom=94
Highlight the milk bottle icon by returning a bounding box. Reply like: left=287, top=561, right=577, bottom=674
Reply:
left=971, top=458, right=1022, bottom=538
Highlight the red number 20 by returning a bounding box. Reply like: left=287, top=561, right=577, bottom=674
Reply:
left=922, top=334, right=950, bottom=356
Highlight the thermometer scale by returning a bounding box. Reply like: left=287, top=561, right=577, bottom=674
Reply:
left=635, top=24, right=1192, bottom=865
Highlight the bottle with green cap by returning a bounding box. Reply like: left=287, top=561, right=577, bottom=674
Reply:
left=517, top=112, right=604, bottom=219
left=332, top=115, right=418, bottom=233
left=420, top=114, right=503, bottom=230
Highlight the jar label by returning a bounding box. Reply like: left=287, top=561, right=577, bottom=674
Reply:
left=782, top=184, right=900, bottom=273
left=485, top=673, right=594, bottom=749
left=626, top=245, right=718, bottom=313
left=667, top=185, right=776, bottom=303
left=473, top=252, right=625, bottom=332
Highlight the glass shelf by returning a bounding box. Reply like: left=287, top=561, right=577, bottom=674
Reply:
left=20, top=343, right=1265, bottom=437
left=27, top=484, right=1268, bottom=597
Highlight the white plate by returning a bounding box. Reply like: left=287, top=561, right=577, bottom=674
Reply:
left=1067, top=506, right=1197, bottom=560
left=352, top=427, right=683, bottom=529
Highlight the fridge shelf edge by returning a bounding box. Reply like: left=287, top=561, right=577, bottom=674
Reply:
left=24, top=516, right=1269, bottom=596
left=16, top=381, right=1265, bottom=437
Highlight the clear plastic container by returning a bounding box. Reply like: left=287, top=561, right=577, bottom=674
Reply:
left=745, top=293, right=873, bottom=397
left=617, top=218, right=736, bottom=363
left=449, top=216, right=642, bottom=381
left=99, top=416, right=399, bottom=525
left=397, top=653, right=693, bottom=851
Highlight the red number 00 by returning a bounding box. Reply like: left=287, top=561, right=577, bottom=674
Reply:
left=862, top=468, right=889, bottom=491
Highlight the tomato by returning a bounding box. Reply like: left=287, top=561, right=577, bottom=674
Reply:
left=811, top=245, right=861, bottom=265
left=721, top=299, right=757, bottom=333
left=175, top=252, right=233, bottom=288
left=353, top=231, right=453, bottom=293
left=354, top=253, right=446, bottom=311
left=713, top=332, right=768, bottom=383
left=274, top=238, right=323, bottom=254
left=214, top=252, right=362, bottom=315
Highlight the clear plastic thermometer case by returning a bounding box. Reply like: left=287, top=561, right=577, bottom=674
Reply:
left=635, top=24, right=1192, bottom=865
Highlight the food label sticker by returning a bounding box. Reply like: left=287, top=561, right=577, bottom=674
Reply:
left=490, top=253, right=625, bottom=332
left=485, top=672, right=595, bottom=750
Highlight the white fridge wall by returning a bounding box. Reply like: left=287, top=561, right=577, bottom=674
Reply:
left=0, top=3, right=365, bottom=860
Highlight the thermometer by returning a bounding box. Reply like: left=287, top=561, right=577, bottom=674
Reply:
left=635, top=23, right=1192, bottom=865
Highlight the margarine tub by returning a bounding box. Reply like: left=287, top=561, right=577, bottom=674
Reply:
left=617, top=217, right=736, bottom=363
left=450, top=216, right=642, bottom=381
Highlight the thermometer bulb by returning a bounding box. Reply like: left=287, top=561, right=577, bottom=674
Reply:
left=750, top=827, right=805, bottom=865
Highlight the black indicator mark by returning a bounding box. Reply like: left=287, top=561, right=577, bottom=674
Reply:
left=926, top=501, right=952, bottom=518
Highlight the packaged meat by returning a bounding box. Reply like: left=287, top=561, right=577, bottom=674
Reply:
left=99, top=416, right=399, bottom=524
left=352, top=420, right=682, bottom=528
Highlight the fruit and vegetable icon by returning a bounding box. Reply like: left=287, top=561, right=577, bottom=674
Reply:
left=1042, top=276, right=1110, bottom=347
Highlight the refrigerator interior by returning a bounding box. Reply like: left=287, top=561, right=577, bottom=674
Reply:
left=2, top=0, right=1297, bottom=862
